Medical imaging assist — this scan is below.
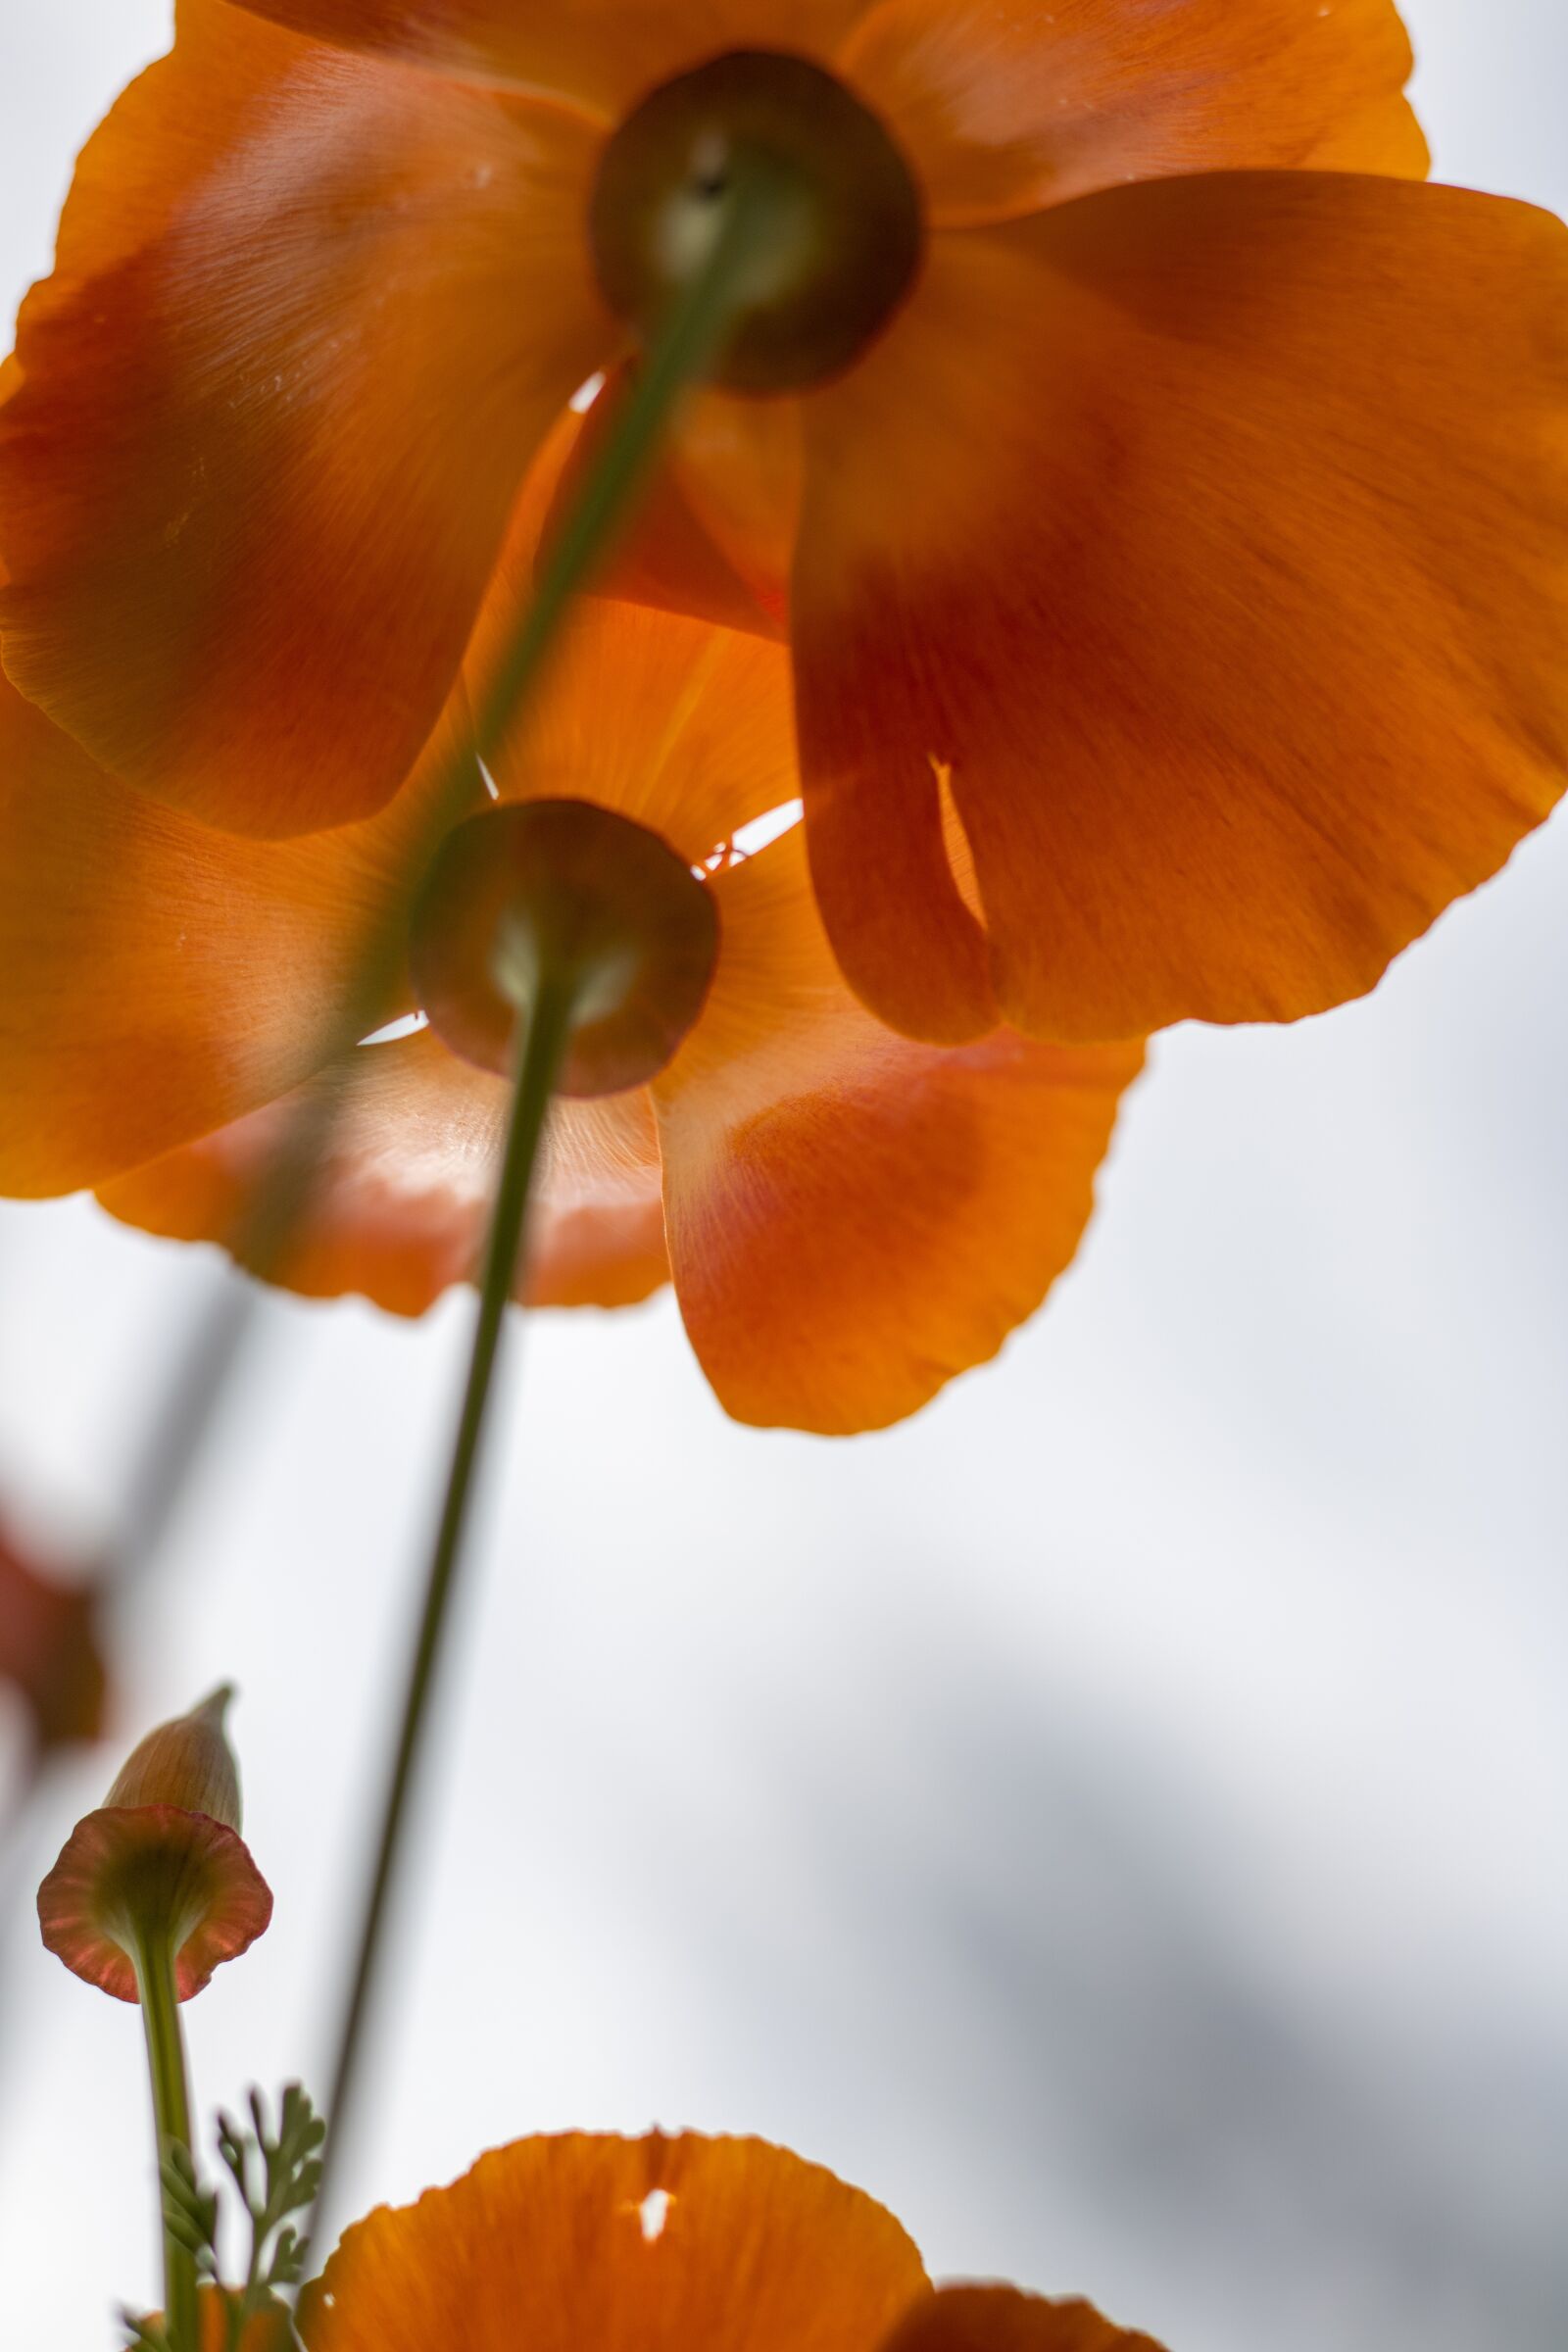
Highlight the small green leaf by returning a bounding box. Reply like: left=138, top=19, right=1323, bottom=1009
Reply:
left=119, top=2308, right=172, bottom=2352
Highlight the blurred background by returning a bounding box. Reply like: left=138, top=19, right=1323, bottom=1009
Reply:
left=1, top=3, right=1565, bottom=2345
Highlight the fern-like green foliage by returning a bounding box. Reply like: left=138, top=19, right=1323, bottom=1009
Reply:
left=120, top=2084, right=324, bottom=2352
left=118, top=2320, right=173, bottom=2352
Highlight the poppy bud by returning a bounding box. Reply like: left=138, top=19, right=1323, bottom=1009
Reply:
left=37, top=1685, right=272, bottom=2002
left=590, top=49, right=923, bottom=392
left=410, top=799, right=719, bottom=1097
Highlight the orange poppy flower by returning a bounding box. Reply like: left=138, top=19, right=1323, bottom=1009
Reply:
left=0, top=1523, right=107, bottom=1757
left=2, top=3, right=1564, bottom=1046
left=293, top=2131, right=1165, bottom=2352
left=0, top=484, right=1141, bottom=1433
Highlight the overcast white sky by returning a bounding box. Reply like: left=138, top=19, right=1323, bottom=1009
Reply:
left=1, top=5, right=1565, bottom=2347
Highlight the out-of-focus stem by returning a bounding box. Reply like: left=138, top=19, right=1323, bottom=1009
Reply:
left=132, top=1928, right=198, bottom=2352
left=311, top=976, right=575, bottom=2245
left=470, top=159, right=785, bottom=757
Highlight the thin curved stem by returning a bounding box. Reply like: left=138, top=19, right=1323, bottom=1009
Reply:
left=307, top=160, right=796, bottom=2256
left=132, top=1929, right=198, bottom=2352
left=312, top=977, right=576, bottom=2246
left=472, top=160, right=789, bottom=758
left=73, top=156, right=786, bottom=1632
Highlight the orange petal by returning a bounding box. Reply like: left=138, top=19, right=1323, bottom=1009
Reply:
left=530, top=1090, right=670, bottom=1309
left=653, top=830, right=1141, bottom=1432
left=840, top=0, right=1425, bottom=227
left=0, top=0, right=608, bottom=836
left=471, top=533, right=799, bottom=868
left=656, top=391, right=804, bottom=634
left=198, top=2293, right=296, bottom=2351
left=881, top=2286, right=1166, bottom=2352
left=99, top=1030, right=669, bottom=1318
left=0, top=673, right=477, bottom=1198
left=225, top=0, right=877, bottom=113
left=300, top=2131, right=929, bottom=2352
left=793, top=176, right=1568, bottom=1045
left=544, top=370, right=786, bottom=640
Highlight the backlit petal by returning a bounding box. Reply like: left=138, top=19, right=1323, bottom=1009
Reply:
left=300, top=2132, right=928, bottom=2351
left=472, top=483, right=798, bottom=865
left=0, top=675, right=476, bottom=1197
left=658, top=393, right=803, bottom=633
left=881, top=2285, right=1166, bottom=2352
left=840, top=0, right=1425, bottom=227
left=543, top=371, right=787, bottom=638
left=0, top=1, right=608, bottom=835
left=99, top=1031, right=669, bottom=1317
left=224, top=0, right=876, bottom=112
left=199, top=2294, right=297, bottom=2351
left=653, top=831, right=1141, bottom=1432
left=793, top=175, right=1568, bottom=1044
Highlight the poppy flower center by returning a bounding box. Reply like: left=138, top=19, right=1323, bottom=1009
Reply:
left=589, top=49, right=924, bottom=393
left=410, top=802, right=719, bottom=1098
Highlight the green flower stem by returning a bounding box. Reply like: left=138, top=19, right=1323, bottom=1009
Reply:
left=132, top=1929, right=198, bottom=2352
left=312, top=975, right=577, bottom=2246
left=470, top=158, right=789, bottom=759
left=308, top=159, right=799, bottom=2256
left=79, top=154, right=793, bottom=1635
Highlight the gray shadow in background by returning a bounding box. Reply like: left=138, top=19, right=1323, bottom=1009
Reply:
left=715, top=1656, right=1567, bottom=2352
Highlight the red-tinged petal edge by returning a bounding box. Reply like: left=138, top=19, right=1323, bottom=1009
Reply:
left=37, top=1804, right=273, bottom=2003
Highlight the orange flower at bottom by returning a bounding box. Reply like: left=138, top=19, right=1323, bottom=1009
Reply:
left=297, top=2132, right=1163, bottom=2352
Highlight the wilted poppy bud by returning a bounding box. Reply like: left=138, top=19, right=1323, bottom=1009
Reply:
left=411, top=799, right=719, bottom=1097
left=37, top=1685, right=272, bottom=2002
left=0, top=1524, right=107, bottom=1754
